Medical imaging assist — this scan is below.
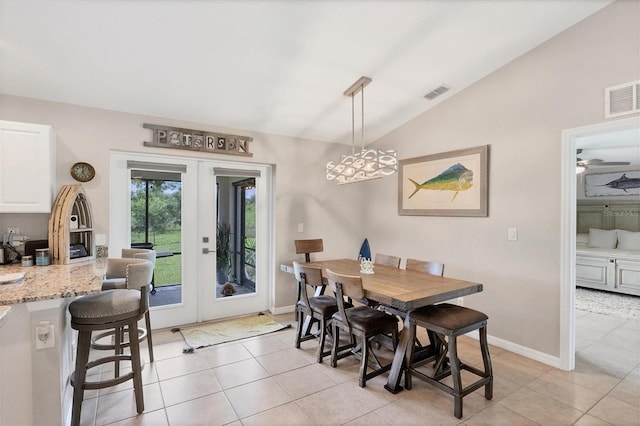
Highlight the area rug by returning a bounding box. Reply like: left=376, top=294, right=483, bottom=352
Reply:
left=576, top=288, right=640, bottom=320
left=173, top=313, right=291, bottom=352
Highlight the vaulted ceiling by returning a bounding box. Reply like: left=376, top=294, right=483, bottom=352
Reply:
left=1, top=0, right=614, bottom=146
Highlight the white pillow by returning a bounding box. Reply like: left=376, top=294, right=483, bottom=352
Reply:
left=588, top=228, right=617, bottom=249
left=617, top=230, right=640, bottom=251
left=576, top=234, right=589, bottom=244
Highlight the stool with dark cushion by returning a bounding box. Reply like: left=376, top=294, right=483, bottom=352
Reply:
left=68, top=286, right=148, bottom=426
left=404, top=303, right=493, bottom=419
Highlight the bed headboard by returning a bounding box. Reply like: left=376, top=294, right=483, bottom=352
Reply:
left=577, top=201, right=640, bottom=233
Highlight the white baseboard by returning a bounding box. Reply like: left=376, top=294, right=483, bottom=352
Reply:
left=465, top=330, right=563, bottom=369
left=270, top=304, right=295, bottom=316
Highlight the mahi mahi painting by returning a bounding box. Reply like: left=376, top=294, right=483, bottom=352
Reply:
left=408, top=163, right=473, bottom=201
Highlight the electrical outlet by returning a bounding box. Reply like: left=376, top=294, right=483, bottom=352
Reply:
left=35, top=321, right=55, bottom=350
left=7, top=227, right=19, bottom=234
left=280, top=264, right=288, bottom=272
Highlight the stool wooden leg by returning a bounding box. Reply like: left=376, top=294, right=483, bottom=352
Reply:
left=330, top=325, right=340, bottom=368
left=317, top=317, right=327, bottom=363
left=448, top=335, right=463, bottom=419
left=114, top=326, right=123, bottom=378
left=71, top=330, right=91, bottom=426
left=359, top=337, right=369, bottom=387
left=479, top=326, right=493, bottom=400
left=128, top=320, right=145, bottom=414
left=145, top=312, right=154, bottom=362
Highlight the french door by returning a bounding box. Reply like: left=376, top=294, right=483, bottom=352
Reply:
left=109, top=152, right=272, bottom=329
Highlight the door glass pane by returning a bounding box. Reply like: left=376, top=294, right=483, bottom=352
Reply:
left=216, top=176, right=257, bottom=298
left=131, top=170, right=182, bottom=307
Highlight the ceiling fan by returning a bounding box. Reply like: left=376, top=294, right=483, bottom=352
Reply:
left=576, top=149, right=630, bottom=173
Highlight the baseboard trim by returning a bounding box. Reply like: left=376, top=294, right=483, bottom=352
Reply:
left=270, top=304, right=295, bottom=316
left=466, top=330, right=562, bottom=369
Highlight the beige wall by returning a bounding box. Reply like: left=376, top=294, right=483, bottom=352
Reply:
left=368, top=0, right=639, bottom=357
left=0, top=95, right=367, bottom=309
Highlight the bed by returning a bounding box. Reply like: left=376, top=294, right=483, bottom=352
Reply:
left=576, top=201, right=640, bottom=296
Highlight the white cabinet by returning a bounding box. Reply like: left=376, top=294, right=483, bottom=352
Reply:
left=0, top=120, right=56, bottom=213
left=576, top=254, right=640, bottom=296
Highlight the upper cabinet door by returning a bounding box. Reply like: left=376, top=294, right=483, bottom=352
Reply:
left=0, top=121, right=56, bottom=213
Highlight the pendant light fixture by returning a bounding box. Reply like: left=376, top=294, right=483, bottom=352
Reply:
left=326, top=76, right=397, bottom=184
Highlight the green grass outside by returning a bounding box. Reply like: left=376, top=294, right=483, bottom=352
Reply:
left=132, top=229, right=181, bottom=287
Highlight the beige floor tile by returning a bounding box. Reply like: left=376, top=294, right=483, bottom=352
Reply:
left=578, top=342, right=639, bottom=379
left=464, top=404, right=538, bottom=425
left=154, top=353, right=209, bottom=381
left=199, top=342, right=253, bottom=368
left=241, top=401, right=314, bottom=425
left=373, top=384, right=460, bottom=425
left=104, top=408, right=168, bottom=425
left=150, top=340, right=190, bottom=362
left=164, top=393, right=238, bottom=425
left=273, top=363, right=338, bottom=399
left=343, top=411, right=392, bottom=425
left=548, top=359, right=622, bottom=394
left=296, top=382, right=381, bottom=425
left=499, top=387, right=583, bottom=425
left=576, top=313, right=628, bottom=334
left=212, top=357, right=270, bottom=389
left=95, top=383, right=164, bottom=426
left=256, top=347, right=314, bottom=375
left=600, top=326, right=640, bottom=354
left=490, top=351, right=551, bottom=386
left=98, top=362, right=159, bottom=397
left=241, top=333, right=291, bottom=357
left=588, top=395, right=640, bottom=426
left=606, top=374, right=640, bottom=408
left=526, top=371, right=605, bottom=412
left=336, top=376, right=400, bottom=411
left=79, top=397, right=98, bottom=426
left=572, top=413, right=613, bottom=425
left=159, top=370, right=222, bottom=407
left=225, top=377, right=293, bottom=419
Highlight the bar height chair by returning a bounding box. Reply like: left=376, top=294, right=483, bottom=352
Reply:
left=374, top=253, right=401, bottom=268
left=293, top=261, right=339, bottom=363
left=294, top=238, right=324, bottom=262
left=68, top=279, right=151, bottom=425
left=325, top=268, right=398, bottom=387
left=404, top=303, right=493, bottom=419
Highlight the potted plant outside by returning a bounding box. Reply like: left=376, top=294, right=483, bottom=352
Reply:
left=216, top=221, right=232, bottom=285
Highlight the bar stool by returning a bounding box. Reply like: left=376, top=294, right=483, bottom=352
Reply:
left=68, top=285, right=149, bottom=426
left=404, top=303, right=493, bottom=419
left=97, top=257, right=155, bottom=363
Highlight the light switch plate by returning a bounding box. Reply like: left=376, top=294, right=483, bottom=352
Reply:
left=508, top=227, right=518, bottom=241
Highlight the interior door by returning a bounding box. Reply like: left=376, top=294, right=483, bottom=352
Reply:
left=197, top=162, right=272, bottom=321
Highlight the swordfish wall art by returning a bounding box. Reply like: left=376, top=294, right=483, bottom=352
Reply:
left=398, top=145, right=488, bottom=217
left=585, top=171, right=640, bottom=197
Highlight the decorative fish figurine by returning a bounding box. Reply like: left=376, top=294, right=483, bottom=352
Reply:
left=604, top=173, right=640, bottom=192
left=408, top=163, right=473, bottom=201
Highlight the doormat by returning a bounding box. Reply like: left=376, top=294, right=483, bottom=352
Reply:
left=172, top=313, right=291, bottom=353
left=576, top=288, right=639, bottom=320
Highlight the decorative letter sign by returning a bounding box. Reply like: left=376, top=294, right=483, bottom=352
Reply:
left=143, top=123, right=252, bottom=157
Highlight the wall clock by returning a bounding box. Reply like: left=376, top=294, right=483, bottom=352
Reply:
left=70, top=162, right=96, bottom=182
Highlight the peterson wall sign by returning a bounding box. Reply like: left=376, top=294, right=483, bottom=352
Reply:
left=143, top=123, right=253, bottom=157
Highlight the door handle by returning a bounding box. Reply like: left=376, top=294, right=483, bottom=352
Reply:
left=202, top=248, right=216, bottom=254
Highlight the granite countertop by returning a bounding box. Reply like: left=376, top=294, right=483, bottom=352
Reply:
left=0, top=260, right=106, bottom=305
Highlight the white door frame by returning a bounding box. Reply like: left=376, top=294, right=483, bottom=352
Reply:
left=559, top=115, right=640, bottom=370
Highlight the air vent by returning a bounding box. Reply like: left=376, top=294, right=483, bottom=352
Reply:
left=424, top=84, right=451, bottom=100
left=605, top=80, right=640, bottom=118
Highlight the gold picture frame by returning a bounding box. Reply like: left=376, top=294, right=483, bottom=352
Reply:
left=398, top=145, right=489, bottom=217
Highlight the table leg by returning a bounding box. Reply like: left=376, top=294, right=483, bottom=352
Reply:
left=384, top=313, right=412, bottom=393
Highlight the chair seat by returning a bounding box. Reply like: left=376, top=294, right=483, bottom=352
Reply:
left=333, top=306, right=398, bottom=334
left=411, top=303, right=488, bottom=331
left=309, top=295, right=339, bottom=315
left=70, top=290, right=142, bottom=325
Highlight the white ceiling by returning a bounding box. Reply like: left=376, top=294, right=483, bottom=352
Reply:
left=0, top=0, right=614, bottom=146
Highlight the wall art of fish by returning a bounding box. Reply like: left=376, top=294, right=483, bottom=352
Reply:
left=604, top=173, right=640, bottom=192
left=408, top=163, right=473, bottom=201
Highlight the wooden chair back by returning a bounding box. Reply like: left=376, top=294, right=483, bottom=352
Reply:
left=325, top=268, right=364, bottom=327
left=374, top=253, right=401, bottom=268
left=293, top=261, right=324, bottom=306
left=295, top=239, right=324, bottom=262
left=406, top=258, right=445, bottom=277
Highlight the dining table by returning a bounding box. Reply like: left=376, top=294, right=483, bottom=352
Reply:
left=284, top=258, right=483, bottom=393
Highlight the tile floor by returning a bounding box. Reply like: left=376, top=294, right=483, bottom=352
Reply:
left=78, top=308, right=640, bottom=425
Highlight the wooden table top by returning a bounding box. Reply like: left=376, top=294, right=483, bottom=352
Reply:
left=299, top=258, right=483, bottom=311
